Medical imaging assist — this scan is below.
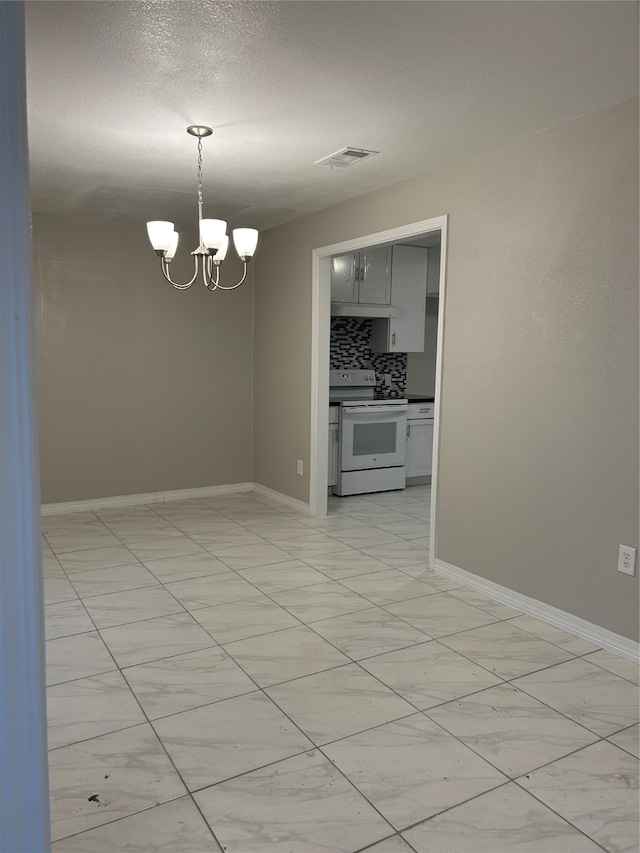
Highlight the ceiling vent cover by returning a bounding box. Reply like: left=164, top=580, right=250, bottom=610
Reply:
left=315, top=147, right=379, bottom=167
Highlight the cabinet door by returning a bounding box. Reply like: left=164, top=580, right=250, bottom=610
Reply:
left=328, top=423, right=340, bottom=487
left=426, top=245, right=441, bottom=296
left=359, top=248, right=391, bottom=304
left=331, top=253, right=358, bottom=303
left=388, top=245, right=428, bottom=352
left=406, top=420, right=433, bottom=478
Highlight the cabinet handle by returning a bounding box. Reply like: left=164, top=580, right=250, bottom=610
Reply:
left=406, top=425, right=410, bottom=437
left=391, top=332, right=396, bottom=347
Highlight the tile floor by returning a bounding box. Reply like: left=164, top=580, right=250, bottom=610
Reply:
left=42, top=486, right=639, bottom=852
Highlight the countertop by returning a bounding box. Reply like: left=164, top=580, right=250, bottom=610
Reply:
left=330, top=395, right=434, bottom=405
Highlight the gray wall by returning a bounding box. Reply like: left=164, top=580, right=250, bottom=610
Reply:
left=253, top=98, right=639, bottom=640
left=34, top=212, right=254, bottom=503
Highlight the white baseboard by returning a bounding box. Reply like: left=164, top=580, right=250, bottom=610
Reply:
left=41, top=482, right=253, bottom=515
left=434, top=558, right=639, bottom=663
left=251, top=482, right=311, bottom=516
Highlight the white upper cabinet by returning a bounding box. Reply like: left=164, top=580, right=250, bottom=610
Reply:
left=331, top=249, right=391, bottom=304
left=371, top=245, right=428, bottom=353
left=358, top=248, right=391, bottom=304
left=426, top=244, right=441, bottom=297
left=330, top=253, right=359, bottom=303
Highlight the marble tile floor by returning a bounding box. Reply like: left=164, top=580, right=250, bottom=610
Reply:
left=42, top=486, right=639, bottom=852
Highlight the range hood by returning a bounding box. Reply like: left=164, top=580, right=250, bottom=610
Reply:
left=331, top=302, right=398, bottom=318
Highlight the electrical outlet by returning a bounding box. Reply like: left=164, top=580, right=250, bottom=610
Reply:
left=618, top=545, right=637, bottom=577
left=296, top=460, right=303, bottom=476
left=383, top=373, right=392, bottom=387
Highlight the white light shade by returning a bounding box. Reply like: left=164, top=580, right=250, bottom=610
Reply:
left=165, top=231, right=179, bottom=260
left=233, top=228, right=259, bottom=259
left=200, top=219, right=227, bottom=250
left=146, top=221, right=174, bottom=251
left=214, top=234, right=229, bottom=261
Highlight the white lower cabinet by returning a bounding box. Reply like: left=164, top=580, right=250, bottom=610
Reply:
left=406, top=402, right=434, bottom=481
left=328, top=412, right=340, bottom=488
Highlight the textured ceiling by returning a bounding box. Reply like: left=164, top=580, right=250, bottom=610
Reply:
left=25, top=1, right=638, bottom=231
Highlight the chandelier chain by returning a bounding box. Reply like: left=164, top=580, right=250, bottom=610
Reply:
left=197, top=137, right=204, bottom=207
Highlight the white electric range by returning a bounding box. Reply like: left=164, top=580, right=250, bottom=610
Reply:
left=329, top=369, right=408, bottom=496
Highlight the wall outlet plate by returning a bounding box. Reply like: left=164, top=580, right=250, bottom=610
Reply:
left=618, top=544, right=637, bottom=576
left=296, top=460, right=304, bottom=476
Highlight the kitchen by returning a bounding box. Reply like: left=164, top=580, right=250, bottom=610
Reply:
left=327, top=233, right=441, bottom=497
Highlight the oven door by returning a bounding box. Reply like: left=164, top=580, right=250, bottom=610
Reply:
left=340, top=404, right=408, bottom=471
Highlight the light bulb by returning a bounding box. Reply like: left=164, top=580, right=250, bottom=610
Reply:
left=146, top=221, right=174, bottom=252
left=165, top=231, right=179, bottom=260
left=213, top=234, right=229, bottom=262
left=200, top=219, right=227, bottom=250
left=233, top=228, right=259, bottom=260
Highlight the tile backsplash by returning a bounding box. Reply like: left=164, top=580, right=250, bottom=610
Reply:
left=330, top=318, right=407, bottom=398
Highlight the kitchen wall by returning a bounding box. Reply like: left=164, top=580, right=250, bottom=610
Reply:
left=253, top=98, right=639, bottom=641
left=33, top=212, right=254, bottom=504
left=330, top=318, right=406, bottom=398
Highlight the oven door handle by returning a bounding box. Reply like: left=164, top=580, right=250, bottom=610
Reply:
left=343, top=405, right=408, bottom=414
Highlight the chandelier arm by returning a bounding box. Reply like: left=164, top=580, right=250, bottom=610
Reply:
left=203, top=255, right=220, bottom=290
left=160, top=255, right=200, bottom=290
left=210, top=261, right=249, bottom=291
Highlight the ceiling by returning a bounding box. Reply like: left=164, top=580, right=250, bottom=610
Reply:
left=25, top=1, right=638, bottom=232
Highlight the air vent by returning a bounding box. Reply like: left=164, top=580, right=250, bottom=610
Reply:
left=315, top=147, right=379, bottom=168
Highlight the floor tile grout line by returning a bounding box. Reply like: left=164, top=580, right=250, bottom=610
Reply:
left=408, top=611, right=580, bottom=655
left=421, top=678, right=611, bottom=742
left=87, top=594, right=220, bottom=661
left=396, top=774, right=607, bottom=853
left=388, top=779, right=514, bottom=839
left=355, top=832, right=419, bottom=853
left=509, top=776, right=613, bottom=853
left=507, top=674, right=640, bottom=739
left=60, top=556, right=147, bottom=576
left=49, top=796, right=196, bottom=848
left=601, top=737, right=640, bottom=761
left=112, top=637, right=222, bottom=672
left=47, top=717, right=150, bottom=755
left=67, top=578, right=164, bottom=602
left=46, top=664, right=120, bottom=689
left=573, top=653, right=640, bottom=687
left=421, top=701, right=605, bottom=783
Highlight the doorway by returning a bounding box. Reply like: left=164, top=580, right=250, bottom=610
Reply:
left=309, top=215, right=448, bottom=568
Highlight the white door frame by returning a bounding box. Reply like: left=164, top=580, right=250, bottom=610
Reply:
left=310, top=214, right=448, bottom=566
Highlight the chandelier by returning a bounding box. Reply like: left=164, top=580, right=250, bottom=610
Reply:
left=146, top=126, right=258, bottom=291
